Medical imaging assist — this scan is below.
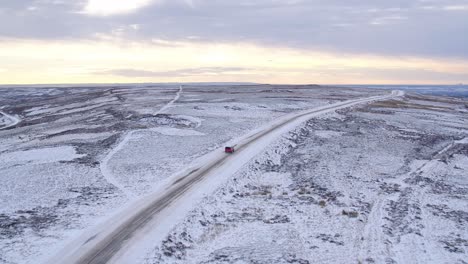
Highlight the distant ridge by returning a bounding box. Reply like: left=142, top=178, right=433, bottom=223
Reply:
left=334, top=84, right=468, bottom=98
left=0, top=82, right=259, bottom=89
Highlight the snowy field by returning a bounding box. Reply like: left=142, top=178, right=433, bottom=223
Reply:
left=142, top=92, right=468, bottom=264
left=0, top=85, right=467, bottom=264
left=339, top=85, right=468, bottom=98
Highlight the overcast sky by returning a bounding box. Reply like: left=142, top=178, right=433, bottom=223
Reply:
left=1, top=0, right=468, bottom=84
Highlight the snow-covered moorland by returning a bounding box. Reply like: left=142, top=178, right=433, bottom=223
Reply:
left=0, top=85, right=466, bottom=264
left=142, top=93, right=468, bottom=264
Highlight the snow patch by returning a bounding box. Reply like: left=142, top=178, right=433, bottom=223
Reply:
left=314, top=130, right=344, bottom=139
left=149, top=127, right=205, bottom=137
left=0, top=146, right=85, bottom=167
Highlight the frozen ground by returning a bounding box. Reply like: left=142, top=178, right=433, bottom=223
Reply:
left=340, top=85, right=468, bottom=98
left=141, top=93, right=468, bottom=264
left=0, top=85, right=466, bottom=264
left=0, top=84, right=380, bottom=263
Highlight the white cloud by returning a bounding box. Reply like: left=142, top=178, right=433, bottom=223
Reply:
left=1, top=0, right=468, bottom=60
left=370, top=15, right=408, bottom=26
left=130, top=24, right=140, bottom=30
left=443, top=5, right=468, bottom=11
left=184, top=0, right=195, bottom=8
left=83, top=0, right=156, bottom=16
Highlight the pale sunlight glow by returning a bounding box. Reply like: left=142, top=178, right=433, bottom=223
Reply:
left=83, top=0, right=156, bottom=16
left=1, top=39, right=467, bottom=85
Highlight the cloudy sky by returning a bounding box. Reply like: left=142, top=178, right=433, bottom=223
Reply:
left=1, top=0, right=468, bottom=84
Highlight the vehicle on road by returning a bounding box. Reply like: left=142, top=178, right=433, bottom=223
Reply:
left=225, top=146, right=235, bottom=153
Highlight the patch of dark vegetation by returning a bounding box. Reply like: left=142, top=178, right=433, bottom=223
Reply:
left=235, top=184, right=273, bottom=198
left=139, top=114, right=198, bottom=128
left=260, top=89, right=295, bottom=93
left=45, top=122, right=130, bottom=139
left=363, top=257, right=376, bottom=263
left=351, top=199, right=372, bottom=216
left=0, top=186, right=118, bottom=239
left=200, top=247, right=310, bottom=264
left=226, top=207, right=264, bottom=223
left=104, top=108, right=135, bottom=121
left=1, top=87, right=180, bottom=136
left=342, top=210, right=359, bottom=218
left=380, top=182, right=401, bottom=194
left=224, top=105, right=243, bottom=111
left=66, top=186, right=119, bottom=206
left=263, top=215, right=290, bottom=224
left=283, top=253, right=310, bottom=264
left=308, top=113, right=387, bottom=135
left=405, top=176, right=468, bottom=199
left=409, top=135, right=452, bottom=160
left=0, top=209, right=60, bottom=239
left=388, top=134, right=456, bottom=162
left=19, top=107, right=119, bottom=129
left=426, top=204, right=468, bottom=226
left=292, top=182, right=343, bottom=204
left=383, top=188, right=424, bottom=239
left=406, top=94, right=465, bottom=105
left=2, top=88, right=115, bottom=126
left=255, top=120, right=348, bottom=206
left=439, top=233, right=468, bottom=254
left=193, top=106, right=205, bottom=110
left=316, top=233, right=344, bottom=246
left=68, top=133, right=122, bottom=167
left=405, top=175, right=433, bottom=186
left=357, top=105, right=396, bottom=115
left=161, top=233, right=193, bottom=260
left=439, top=143, right=468, bottom=161
left=429, top=180, right=468, bottom=200
left=370, top=99, right=451, bottom=112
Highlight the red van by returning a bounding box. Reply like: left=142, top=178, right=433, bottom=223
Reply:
left=225, top=147, right=235, bottom=153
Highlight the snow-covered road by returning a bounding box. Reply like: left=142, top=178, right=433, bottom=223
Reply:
left=49, top=90, right=402, bottom=264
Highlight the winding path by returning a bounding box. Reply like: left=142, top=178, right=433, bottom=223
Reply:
left=0, top=110, right=21, bottom=130
left=155, top=85, right=183, bottom=115
left=100, top=85, right=184, bottom=199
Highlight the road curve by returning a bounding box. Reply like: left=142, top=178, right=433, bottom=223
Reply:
left=0, top=110, right=21, bottom=130
left=99, top=85, right=184, bottom=199
left=54, top=91, right=403, bottom=264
